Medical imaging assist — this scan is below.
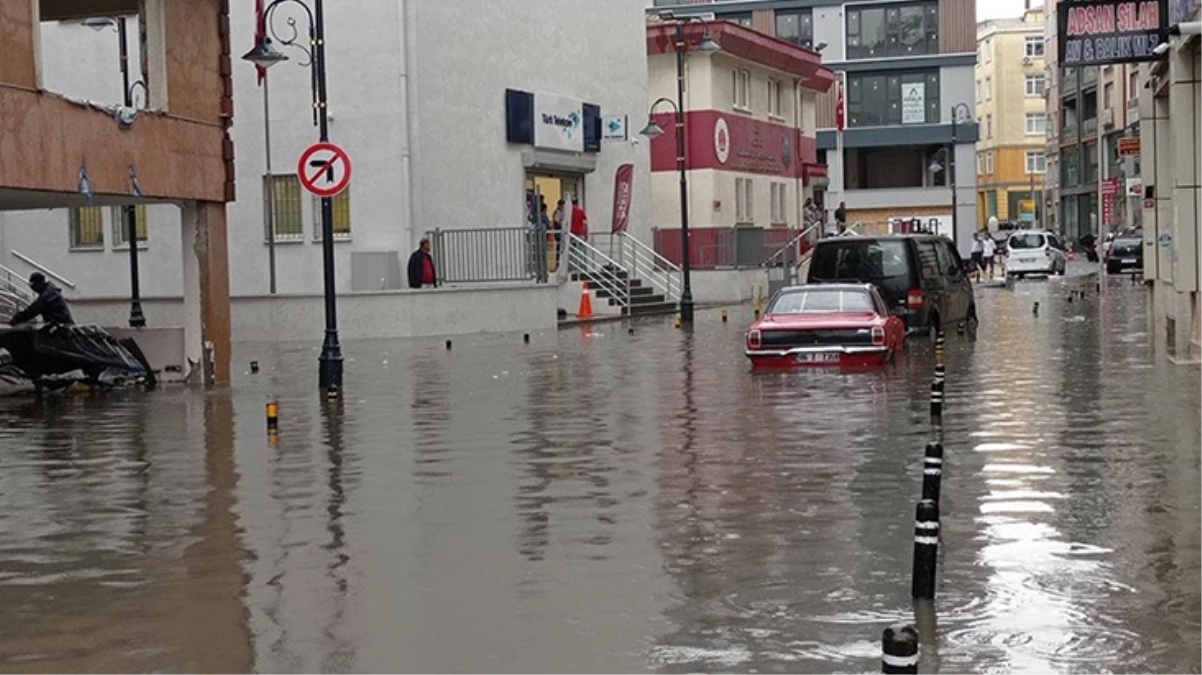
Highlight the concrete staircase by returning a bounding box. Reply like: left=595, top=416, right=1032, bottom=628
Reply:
left=570, top=267, right=677, bottom=317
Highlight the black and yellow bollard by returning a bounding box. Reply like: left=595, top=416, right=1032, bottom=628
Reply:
left=523, top=333, right=530, bottom=344
left=250, top=360, right=260, bottom=374
left=266, top=399, right=279, bottom=431
left=1032, top=301, right=1040, bottom=316
left=721, top=309, right=728, bottom=323
left=673, top=315, right=682, bottom=329
left=445, top=339, right=453, bottom=350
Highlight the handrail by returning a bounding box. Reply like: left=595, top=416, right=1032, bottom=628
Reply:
left=564, top=234, right=630, bottom=311
left=0, top=263, right=37, bottom=303
left=762, top=223, right=821, bottom=266
left=9, top=250, right=77, bottom=289
left=615, top=232, right=682, bottom=302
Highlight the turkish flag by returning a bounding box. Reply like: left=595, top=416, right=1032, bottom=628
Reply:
left=254, top=0, right=266, bottom=86
left=834, top=75, right=845, bottom=131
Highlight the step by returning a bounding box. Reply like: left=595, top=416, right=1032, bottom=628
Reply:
left=571, top=270, right=630, bottom=283
left=628, top=292, right=667, bottom=305
left=623, top=301, right=678, bottom=317
left=595, top=285, right=655, bottom=300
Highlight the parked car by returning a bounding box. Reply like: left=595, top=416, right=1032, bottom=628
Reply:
left=744, top=284, right=905, bottom=367
left=805, top=234, right=977, bottom=336
left=1005, top=231, right=1067, bottom=278
left=1106, top=234, right=1144, bottom=274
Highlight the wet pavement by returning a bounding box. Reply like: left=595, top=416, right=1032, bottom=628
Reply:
left=0, top=266, right=1198, bottom=673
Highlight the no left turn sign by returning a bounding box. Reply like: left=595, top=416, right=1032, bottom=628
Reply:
left=297, top=141, right=352, bottom=198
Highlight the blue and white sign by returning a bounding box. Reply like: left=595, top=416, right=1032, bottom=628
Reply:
left=505, top=88, right=602, bottom=153
left=602, top=115, right=628, bottom=141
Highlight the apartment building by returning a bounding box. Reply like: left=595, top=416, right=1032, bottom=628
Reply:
left=655, top=0, right=981, bottom=255
left=1043, top=0, right=1143, bottom=241
left=975, top=6, right=1048, bottom=226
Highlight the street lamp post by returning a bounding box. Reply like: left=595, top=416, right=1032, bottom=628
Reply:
left=639, top=16, right=719, bottom=326
left=85, top=16, right=146, bottom=328
left=244, top=0, right=344, bottom=395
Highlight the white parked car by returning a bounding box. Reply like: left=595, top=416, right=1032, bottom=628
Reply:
left=1006, top=231, right=1067, bottom=278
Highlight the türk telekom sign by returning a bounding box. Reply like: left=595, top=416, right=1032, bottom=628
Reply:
left=1058, top=0, right=1168, bottom=67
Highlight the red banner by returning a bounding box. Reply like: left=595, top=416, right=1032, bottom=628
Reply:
left=611, top=163, right=634, bottom=234
left=648, top=110, right=819, bottom=178
left=254, top=0, right=266, bottom=86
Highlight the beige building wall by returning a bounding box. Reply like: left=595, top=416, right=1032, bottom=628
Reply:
left=975, top=8, right=1047, bottom=224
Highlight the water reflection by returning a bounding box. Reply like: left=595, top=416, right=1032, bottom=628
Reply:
left=0, top=273, right=1196, bottom=673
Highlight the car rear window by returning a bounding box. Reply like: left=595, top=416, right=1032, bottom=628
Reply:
left=1008, top=233, right=1046, bottom=250
left=810, top=240, right=910, bottom=282
left=1114, top=237, right=1142, bottom=248
left=770, top=289, right=875, bottom=314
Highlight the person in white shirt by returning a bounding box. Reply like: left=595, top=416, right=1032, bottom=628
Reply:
left=971, top=232, right=985, bottom=281
left=981, top=232, right=997, bottom=279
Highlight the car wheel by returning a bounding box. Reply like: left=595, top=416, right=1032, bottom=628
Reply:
left=965, top=304, right=979, bottom=340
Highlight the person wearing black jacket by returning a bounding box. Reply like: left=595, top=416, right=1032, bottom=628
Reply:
left=8, top=273, right=74, bottom=325
left=407, top=238, right=438, bottom=289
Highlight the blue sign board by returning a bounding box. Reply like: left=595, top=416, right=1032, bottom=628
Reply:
left=1171, top=0, right=1200, bottom=22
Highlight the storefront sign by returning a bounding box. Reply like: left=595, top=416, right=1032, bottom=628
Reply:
left=1057, top=0, right=1168, bottom=67
left=610, top=164, right=634, bottom=234
left=504, top=88, right=601, bottom=153
left=901, top=82, right=926, bottom=125
left=1118, top=136, right=1141, bottom=155
left=1126, top=177, right=1143, bottom=196
left=1102, top=177, right=1120, bottom=196
left=1103, top=193, right=1117, bottom=224
left=649, top=110, right=819, bottom=179
left=602, top=115, right=628, bottom=141
left=1171, top=0, right=1200, bottom=22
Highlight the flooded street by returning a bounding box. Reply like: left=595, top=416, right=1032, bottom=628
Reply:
left=0, top=270, right=1198, bottom=673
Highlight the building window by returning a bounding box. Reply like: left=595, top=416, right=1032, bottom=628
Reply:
left=1025, top=112, right=1046, bottom=135
left=775, top=10, right=813, bottom=48
left=984, top=77, right=992, bottom=101
left=732, top=68, right=751, bottom=110
left=846, top=70, right=940, bottom=127
left=1128, top=72, right=1139, bottom=104
left=770, top=182, right=788, bottom=224
left=312, top=191, right=352, bottom=240
left=975, top=79, right=981, bottom=102
left=111, top=205, right=149, bottom=247
left=1025, top=36, right=1044, bottom=58
left=985, top=114, right=993, bottom=138
left=69, top=206, right=105, bottom=250
left=1026, top=151, right=1046, bottom=174
left=977, top=152, right=985, bottom=175
left=725, top=13, right=753, bottom=28
left=767, top=78, right=783, bottom=117
left=735, top=177, right=754, bottom=223
left=846, top=1, right=938, bottom=60
left=1103, top=82, right=1115, bottom=110
left=986, top=151, right=995, bottom=174
left=265, top=174, right=304, bottom=240
left=1025, top=74, right=1046, bottom=96
left=983, top=39, right=992, bottom=63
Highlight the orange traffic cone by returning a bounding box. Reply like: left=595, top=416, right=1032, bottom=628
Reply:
left=577, top=280, right=594, bottom=319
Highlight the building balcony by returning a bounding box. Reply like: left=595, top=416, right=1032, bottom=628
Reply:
left=1082, top=66, right=1098, bottom=88
left=1082, top=117, right=1098, bottom=138
left=1062, top=124, right=1079, bottom=144
left=1062, top=69, right=1079, bottom=92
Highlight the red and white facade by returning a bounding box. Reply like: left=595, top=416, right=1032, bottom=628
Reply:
left=646, top=20, right=835, bottom=232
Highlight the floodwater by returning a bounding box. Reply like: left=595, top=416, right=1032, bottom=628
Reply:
left=0, top=269, right=1198, bottom=673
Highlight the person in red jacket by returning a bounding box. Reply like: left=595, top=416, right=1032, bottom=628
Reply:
left=570, top=197, right=589, bottom=239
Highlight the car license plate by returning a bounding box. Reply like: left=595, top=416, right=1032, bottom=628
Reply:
left=796, top=352, right=841, bottom=363
left=1121, top=258, right=1136, bottom=263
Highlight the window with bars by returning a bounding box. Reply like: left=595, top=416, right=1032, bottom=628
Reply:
left=69, top=206, right=105, bottom=250
left=111, top=205, right=149, bottom=246
left=312, top=190, right=352, bottom=240
left=732, top=68, right=751, bottom=110
left=265, top=174, right=304, bottom=240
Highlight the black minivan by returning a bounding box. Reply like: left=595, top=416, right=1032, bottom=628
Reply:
left=805, top=235, right=976, bottom=335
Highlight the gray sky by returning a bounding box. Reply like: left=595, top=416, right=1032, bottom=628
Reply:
left=978, top=0, right=1039, bottom=21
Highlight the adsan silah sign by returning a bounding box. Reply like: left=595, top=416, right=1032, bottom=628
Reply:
left=1057, top=0, right=1167, bottom=67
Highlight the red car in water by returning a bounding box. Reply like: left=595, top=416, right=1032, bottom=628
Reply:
left=745, top=283, right=906, bottom=368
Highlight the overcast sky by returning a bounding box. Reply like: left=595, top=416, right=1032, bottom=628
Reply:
left=978, top=0, right=1040, bottom=21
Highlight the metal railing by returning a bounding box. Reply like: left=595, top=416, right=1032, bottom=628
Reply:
left=586, top=232, right=682, bottom=302
left=0, top=262, right=37, bottom=323
left=563, top=234, right=630, bottom=312
left=424, top=226, right=551, bottom=284
left=9, top=250, right=76, bottom=289
left=762, top=223, right=822, bottom=267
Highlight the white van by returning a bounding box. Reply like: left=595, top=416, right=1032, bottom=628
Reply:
left=1006, top=231, right=1067, bottom=278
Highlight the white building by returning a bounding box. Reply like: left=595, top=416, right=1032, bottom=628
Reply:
left=1, top=0, right=652, bottom=306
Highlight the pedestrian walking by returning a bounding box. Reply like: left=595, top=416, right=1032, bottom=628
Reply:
left=407, top=237, right=438, bottom=289
left=970, top=231, right=985, bottom=281
left=981, top=231, right=997, bottom=279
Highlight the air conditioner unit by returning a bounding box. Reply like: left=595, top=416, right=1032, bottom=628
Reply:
left=1102, top=109, right=1115, bottom=128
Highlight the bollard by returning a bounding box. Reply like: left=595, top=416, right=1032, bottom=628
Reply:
left=881, top=623, right=920, bottom=674
left=446, top=339, right=452, bottom=350
left=721, top=309, right=728, bottom=323
left=1067, top=294, right=1073, bottom=303
left=266, top=399, right=279, bottom=431
left=674, top=315, right=683, bottom=328
left=1032, top=301, right=1040, bottom=315
left=523, top=333, right=530, bottom=344
left=267, top=428, right=279, bottom=447
left=932, top=364, right=946, bottom=391
left=911, top=499, right=940, bottom=600
left=1096, top=282, right=1101, bottom=293
left=929, top=381, right=944, bottom=421
left=628, top=327, right=634, bottom=335
left=921, top=442, right=943, bottom=505
left=250, top=360, right=260, bottom=374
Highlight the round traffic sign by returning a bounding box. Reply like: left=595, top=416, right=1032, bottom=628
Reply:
left=297, top=141, right=352, bottom=198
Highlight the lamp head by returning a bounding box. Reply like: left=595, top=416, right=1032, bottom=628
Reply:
left=639, top=118, right=666, bottom=139
left=242, top=37, right=288, bottom=69
left=697, top=29, right=721, bottom=54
